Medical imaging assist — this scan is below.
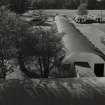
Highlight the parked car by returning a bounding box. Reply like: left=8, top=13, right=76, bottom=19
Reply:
left=73, top=15, right=105, bottom=24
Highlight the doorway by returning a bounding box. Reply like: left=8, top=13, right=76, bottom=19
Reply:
left=94, top=63, right=104, bottom=77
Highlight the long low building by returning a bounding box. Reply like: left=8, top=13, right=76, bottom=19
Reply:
left=55, top=15, right=105, bottom=77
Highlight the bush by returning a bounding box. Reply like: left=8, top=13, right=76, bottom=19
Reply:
left=8, top=0, right=31, bottom=14
left=18, top=27, right=64, bottom=78
left=77, top=3, right=88, bottom=16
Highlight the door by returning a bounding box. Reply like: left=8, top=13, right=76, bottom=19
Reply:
left=94, top=63, right=104, bottom=77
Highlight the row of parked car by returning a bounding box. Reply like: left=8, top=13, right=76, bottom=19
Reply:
left=72, top=15, right=105, bottom=24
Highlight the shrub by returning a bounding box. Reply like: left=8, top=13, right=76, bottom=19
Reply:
left=77, top=3, right=88, bottom=16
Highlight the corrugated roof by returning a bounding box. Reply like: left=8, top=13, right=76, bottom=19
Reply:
left=55, top=16, right=105, bottom=63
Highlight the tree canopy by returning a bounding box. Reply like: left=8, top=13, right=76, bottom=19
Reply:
left=0, top=0, right=104, bottom=10
left=31, top=0, right=105, bottom=9
left=0, top=6, right=65, bottom=79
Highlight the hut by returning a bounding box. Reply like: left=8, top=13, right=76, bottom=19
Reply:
left=55, top=15, right=105, bottom=77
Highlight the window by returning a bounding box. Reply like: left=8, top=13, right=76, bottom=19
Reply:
left=94, top=63, right=104, bottom=77
left=75, top=62, right=90, bottom=68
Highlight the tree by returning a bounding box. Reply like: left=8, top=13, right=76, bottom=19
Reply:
left=88, top=0, right=97, bottom=9
left=8, top=0, right=31, bottom=14
left=0, top=5, right=64, bottom=79
left=77, top=3, right=88, bottom=15
left=19, top=27, right=64, bottom=78
left=0, top=0, right=9, bottom=7
left=0, top=6, right=33, bottom=79
left=0, top=6, right=18, bottom=79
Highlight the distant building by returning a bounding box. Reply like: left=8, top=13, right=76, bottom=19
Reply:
left=55, top=15, right=105, bottom=78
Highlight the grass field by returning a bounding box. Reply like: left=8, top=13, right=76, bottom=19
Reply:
left=44, top=9, right=105, bottom=17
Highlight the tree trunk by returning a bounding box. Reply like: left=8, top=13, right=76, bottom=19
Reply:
left=38, top=57, right=43, bottom=77
left=43, top=57, right=50, bottom=78
left=18, top=52, right=40, bottom=78
left=0, top=54, right=6, bottom=80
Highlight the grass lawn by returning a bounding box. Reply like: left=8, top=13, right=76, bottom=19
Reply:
left=44, top=9, right=105, bottom=17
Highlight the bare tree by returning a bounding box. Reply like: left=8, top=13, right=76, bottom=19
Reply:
left=19, top=27, right=64, bottom=78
